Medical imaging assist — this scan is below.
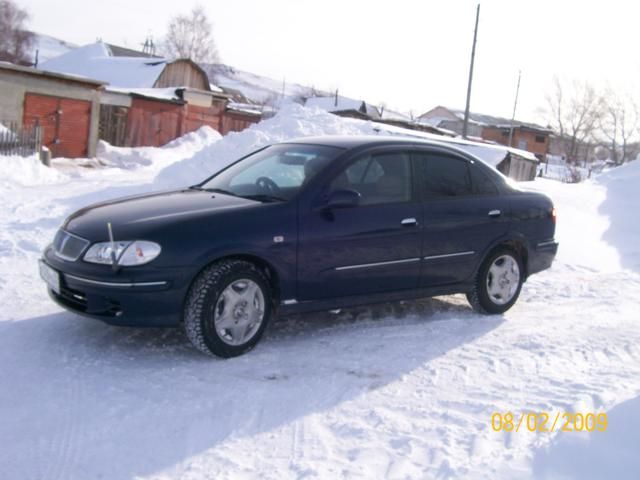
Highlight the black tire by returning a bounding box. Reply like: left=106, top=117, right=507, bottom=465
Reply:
left=184, top=259, right=272, bottom=358
left=467, top=247, right=524, bottom=315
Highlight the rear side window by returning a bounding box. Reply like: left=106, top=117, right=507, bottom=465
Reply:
left=418, top=153, right=472, bottom=198
left=330, top=151, right=412, bottom=205
left=469, top=164, right=499, bottom=195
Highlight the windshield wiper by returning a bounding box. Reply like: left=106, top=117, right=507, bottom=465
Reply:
left=207, top=188, right=239, bottom=197
left=242, top=194, right=287, bottom=203
left=190, top=186, right=239, bottom=197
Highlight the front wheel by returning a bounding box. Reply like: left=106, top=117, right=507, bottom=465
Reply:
left=184, top=260, right=272, bottom=358
left=467, top=248, right=524, bottom=314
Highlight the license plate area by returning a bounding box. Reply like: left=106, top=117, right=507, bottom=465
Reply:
left=39, top=260, right=61, bottom=294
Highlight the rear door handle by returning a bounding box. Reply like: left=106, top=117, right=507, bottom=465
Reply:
left=401, top=217, right=418, bottom=226
left=488, top=209, right=501, bottom=218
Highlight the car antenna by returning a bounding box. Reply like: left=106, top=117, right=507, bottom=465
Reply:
left=107, top=222, right=118, bottom=271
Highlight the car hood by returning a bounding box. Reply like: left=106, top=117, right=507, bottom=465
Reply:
left=64, top=189, right=259, bottom=241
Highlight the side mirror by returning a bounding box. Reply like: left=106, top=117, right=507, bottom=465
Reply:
left=325, top=189, right=361, bottom=209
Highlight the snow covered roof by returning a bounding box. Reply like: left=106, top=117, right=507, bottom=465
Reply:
left=40, top=41, right=168, bottom=88
left=206, top=63, right=327, bottom=105
left=209, top=83, right=224, bottom=93
left=305, top=95, right=364, bottom=113
left=0, top=61, right=105, bottom=87
left=305, top=95, right=381, bottom=119
left=226, top=102, right=263, bottom=116
left=379, top=108, right=412, bottom=122
left=422, top=106, right=550, bottom=132
left=30, top=32, right=77, bottom=64
left=106, top=87, right=183, bottom=103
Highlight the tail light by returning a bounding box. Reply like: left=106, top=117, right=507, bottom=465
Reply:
left=551, top=207, right=557, bottom=223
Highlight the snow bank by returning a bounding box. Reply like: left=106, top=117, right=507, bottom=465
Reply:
left=154, top=104, right=379, bottom=187
left=596, top=160, right=640, bottom=272
left=97, top=126, right=222, bottom=170
left=0, top=154, right=69, bottom=187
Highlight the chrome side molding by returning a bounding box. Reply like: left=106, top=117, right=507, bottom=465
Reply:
left=424, top=251, right=475, bottom=261
left=335, top=257, right=421, bottom=271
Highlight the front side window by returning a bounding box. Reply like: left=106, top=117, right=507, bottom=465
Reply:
left=201, top=144, right=342, bottom=201
left=329, top=152, right=412, bottom=205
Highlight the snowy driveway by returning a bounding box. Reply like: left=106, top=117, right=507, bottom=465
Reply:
left=1, top=144, right=640, bottom=479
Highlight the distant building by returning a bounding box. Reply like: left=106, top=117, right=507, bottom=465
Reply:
left=38, top=42, right=261, bottom=150
left=418, top=106, right=552, bottom=160
left=0, top=62, right=104, bottom=157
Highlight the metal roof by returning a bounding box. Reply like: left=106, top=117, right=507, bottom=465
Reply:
left=0, top=61, right=106, bottom=87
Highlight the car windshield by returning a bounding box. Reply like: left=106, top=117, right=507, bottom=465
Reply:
left=199, top=144, right=342, bottom=202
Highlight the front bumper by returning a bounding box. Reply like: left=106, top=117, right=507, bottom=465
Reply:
left=41, top=246, right=189, bottom=327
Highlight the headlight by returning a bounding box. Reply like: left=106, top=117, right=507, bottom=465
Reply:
left=83, top=240, right=161, bottom=266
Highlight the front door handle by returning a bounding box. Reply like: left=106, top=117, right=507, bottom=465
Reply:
left=401, top=217, right=418, bottom=226
left=488, top=209, right=501, bottom=218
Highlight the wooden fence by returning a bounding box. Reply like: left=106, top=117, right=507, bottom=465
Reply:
left=0, top=121, right=42, bottom=157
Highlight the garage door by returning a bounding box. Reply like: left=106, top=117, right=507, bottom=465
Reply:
left=23, top=93, right=91, bottom=158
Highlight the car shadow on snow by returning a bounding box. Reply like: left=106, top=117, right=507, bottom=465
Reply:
left=532, top=395, right=640, bottom=479
left=0, top=296, right=503, bottom=479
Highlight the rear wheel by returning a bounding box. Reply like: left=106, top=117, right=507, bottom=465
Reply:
left=467, top=248, right=523, bottom=314
left=184, top=260, right=272, bottom=357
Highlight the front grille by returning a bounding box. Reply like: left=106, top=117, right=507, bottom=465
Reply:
left=53, top=229, right=90, bottom=261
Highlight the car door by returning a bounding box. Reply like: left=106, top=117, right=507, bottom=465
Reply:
left=297, top=149, right=423, bottom=301
left=413, top=150, right=510, bottom=287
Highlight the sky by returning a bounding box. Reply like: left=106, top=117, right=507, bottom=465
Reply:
left=22, top=0, right=640, bottom=124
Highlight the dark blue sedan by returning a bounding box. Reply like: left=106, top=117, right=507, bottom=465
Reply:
left=39, top=136, right=558, bottom=357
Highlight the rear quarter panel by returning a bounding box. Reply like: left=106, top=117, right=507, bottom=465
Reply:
left=507, top=191, right=556, bottom=245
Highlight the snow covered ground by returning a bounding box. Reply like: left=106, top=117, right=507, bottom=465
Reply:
left=1, top=107, right=639, bottom=479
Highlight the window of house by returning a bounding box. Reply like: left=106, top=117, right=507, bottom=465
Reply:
left=329, top=152, right=412, bottom=205
left=535, top=135, right=546, bottom=143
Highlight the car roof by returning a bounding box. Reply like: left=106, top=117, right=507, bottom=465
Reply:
left=280, top=135, right=484, bottom=158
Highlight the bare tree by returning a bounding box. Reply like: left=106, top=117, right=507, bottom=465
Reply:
left=0, top=0, right=34, bottom=64
left=163, top=5, right=219, bottom=64
left=598, top=91, right=639, bottom=165
left=545, top=76, right=603, bottom=164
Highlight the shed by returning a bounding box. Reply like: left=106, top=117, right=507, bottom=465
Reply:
left=0, top=62, right=104, bottom=158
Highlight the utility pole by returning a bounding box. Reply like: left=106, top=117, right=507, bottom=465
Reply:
left=462, top=3, right=480, bottom=139
left=507, top=70, right=522, bottom=148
